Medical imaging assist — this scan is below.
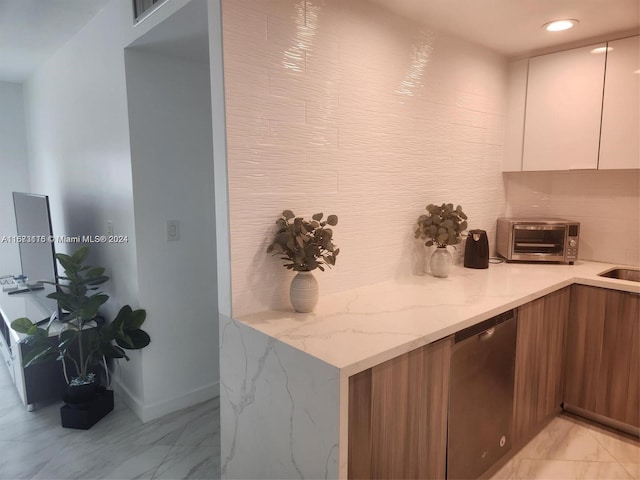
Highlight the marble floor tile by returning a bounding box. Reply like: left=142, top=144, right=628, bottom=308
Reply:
left=578, top=419, right=640, bottom=468
left=514, top=416, right=617, bottom=462
left=0, top=362, right=221, bottom=480
left=0, top=401, right=80, bottom=445
left=513, top=458, right=633, bottom=479
left=491, top=414, right=640, bottom=480
left=175, top=398, right=221, bottom=447
left=31, top=441, right=172, bottom=480
left=69, top=400, right=195, bottom=447
left=620, top=462, right=640, bottom=479
left=152, top=444, right=221, bottom=480
left=0, top=439, right=66, bottom=480
left=490, top=458, right=521, bottom=479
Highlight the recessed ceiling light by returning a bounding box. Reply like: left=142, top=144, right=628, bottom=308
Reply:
left=543, top=19, right=578, bottom=32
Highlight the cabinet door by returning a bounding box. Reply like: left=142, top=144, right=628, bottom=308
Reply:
left=523, top=44, right=606, bottom=171
left=348, top=337, right=451, bottom=480
left=565, top=285, right=640, bottom=429
left=564, top=285, right=607, bottom=412
left=503, top=58, right=529, bottom=172
left=513, top=288, right=570, bottom=445
left=599, top=35, right=640, bottom=169
left=596, top=290, right=640, bottom=426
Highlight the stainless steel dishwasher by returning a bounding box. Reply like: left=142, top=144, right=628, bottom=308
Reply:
left=447, top=309, right=517, bottom=480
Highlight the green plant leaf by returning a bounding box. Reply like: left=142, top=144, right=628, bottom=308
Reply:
left=58, top=329, right=78, bottom=350
left=312, top=213, right=323, bottom=221
left=282, top=210, right=295, bottom=219
left=11, top=317, right=34, bottom=334
left=124, top=329, right=151, bottom=349
left=85, top=267, right=105, bottom=278
left=101, top=343, right=127, bottom=359
left=326, top=215, right=338, bottom=226
left=26, top=324, right=43, bottom=336
left=84, top=275, right=109, bottom=286
left=23, top=346, right=57, bottom=367
left=57, top=255, right=81, bottom=276
left=122, top=308, right=146, bottom=330
left=71, top=246, right=90, bottom=264
left=116, top=331, right=134, bottom=349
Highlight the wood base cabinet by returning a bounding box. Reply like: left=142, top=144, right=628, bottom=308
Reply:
left=348, top=337, right=452, bottom=479
left=513, top=287, right=570, bottom=445
left=564, top=285, right=639, bottom=429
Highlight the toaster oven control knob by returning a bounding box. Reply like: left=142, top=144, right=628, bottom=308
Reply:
left=569, top=239, right=577, bottom=248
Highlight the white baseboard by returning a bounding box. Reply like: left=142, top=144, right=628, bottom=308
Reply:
left=114, top=378, right=220, bottom=423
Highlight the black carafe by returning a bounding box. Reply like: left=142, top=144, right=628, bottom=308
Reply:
left=464, top=229, right=489, bottom=269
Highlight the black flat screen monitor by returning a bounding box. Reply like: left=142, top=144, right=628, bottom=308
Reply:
left=12, top=192, right=59, bottom=319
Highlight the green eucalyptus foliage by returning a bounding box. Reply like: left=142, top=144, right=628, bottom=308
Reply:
left=10, top=246, right=150, bottom=384
left=415, top=203, right=468, bottom=248
left=267, top=210, right=340, bottom=272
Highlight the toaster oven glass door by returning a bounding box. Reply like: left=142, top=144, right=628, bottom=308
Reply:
left=512, top=225, right=566, bottom=257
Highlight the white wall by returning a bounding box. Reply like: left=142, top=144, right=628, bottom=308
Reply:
left=125, top=48, right=219, bottom=420
left=0, top=82, right=30, bottom=276
left=23, top=0, right=222, bottom=420
left=221, top=0, right=508, bottom=317
left=505, top=170, right=640, bottom=266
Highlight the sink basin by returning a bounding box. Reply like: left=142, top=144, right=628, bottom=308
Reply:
left=598, top=268, right=640, bottom=282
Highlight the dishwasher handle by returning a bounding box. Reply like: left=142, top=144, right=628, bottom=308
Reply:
left=454, top=309, right=515, bottom=344
left=479, top=327, right=495, bottom=340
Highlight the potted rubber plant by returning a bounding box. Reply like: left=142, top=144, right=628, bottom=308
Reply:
left=10, top=245, right=150, bottom=428
left=415, top=203, right=468, bottom=278
left=267, top=210, right=339, bottom=312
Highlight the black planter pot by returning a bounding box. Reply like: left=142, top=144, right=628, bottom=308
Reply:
left=60, top=387, right=114, bottom=429
left=64, top=382, right=98, bottom=405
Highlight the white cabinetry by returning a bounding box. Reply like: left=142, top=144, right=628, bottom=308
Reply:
left=599, top=36, right=640, bottom=170
left=0, top=290, right=67, bottom=410
left=522, top=44, right=606, bottom=171
left=504, top=36, right=640, bottom=172
left=503, top=59, right=529, bottom=172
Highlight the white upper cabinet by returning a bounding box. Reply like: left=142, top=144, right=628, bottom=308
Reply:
left=599, top=36, right=640, bottom=170
left=503, top=59, right=529, bottom=172
left=522, top=44, right=606, bottom=171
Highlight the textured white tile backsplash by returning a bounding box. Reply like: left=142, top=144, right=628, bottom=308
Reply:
left=223, top=0, right=509, bottom=316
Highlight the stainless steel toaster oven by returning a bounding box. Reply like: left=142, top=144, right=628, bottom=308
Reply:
left=496, top=217, right=580, bottom=264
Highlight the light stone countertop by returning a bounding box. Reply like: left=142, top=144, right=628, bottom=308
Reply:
left=236, top=260, right=640, bottom=377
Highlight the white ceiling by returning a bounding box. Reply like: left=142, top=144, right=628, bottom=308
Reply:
left=369, top=0, right=640, bottom=58
left=0, top=0, right=110, bottom=83
left=0, top=0, right=638, bottom=83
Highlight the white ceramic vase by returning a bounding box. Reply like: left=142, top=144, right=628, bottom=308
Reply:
left=430, top=246, right=452, bottom=278
left=290, top=271, right=319, bottom=313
